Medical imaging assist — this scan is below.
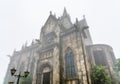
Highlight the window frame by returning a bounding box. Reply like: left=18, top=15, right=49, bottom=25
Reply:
left=65, top=47, right=76, bottom=79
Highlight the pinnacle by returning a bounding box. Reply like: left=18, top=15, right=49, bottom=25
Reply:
left=63, top=7, right=68, bottom=16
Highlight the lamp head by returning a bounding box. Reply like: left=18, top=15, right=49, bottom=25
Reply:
left=10, top=68, right=16, bottom=76
left=24, top=71, right=29, bottom=77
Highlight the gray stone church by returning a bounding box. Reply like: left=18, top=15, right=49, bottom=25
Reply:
left=4, top=8, right=117, bottom=84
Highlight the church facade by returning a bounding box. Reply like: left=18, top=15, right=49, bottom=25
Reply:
left=4, top=8, right=116, bottom=84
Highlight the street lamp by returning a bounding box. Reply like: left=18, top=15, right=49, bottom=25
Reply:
left=10, top=68, right=29, bottom=84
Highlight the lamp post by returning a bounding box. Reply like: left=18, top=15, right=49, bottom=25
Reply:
left=10, top=68, right=29, bottom=84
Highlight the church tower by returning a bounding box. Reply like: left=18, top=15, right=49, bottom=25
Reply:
left=58, top=8, right=92, bottom=84
left=4, top=8, right=117, bottom=84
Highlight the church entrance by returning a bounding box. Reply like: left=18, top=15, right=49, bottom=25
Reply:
left=43, top=72, right=50, bottom=84
left=38, top=63, right=52, bottom=84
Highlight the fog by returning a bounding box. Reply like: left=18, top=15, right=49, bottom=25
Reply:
left=0, top=0, right=120, bottom=83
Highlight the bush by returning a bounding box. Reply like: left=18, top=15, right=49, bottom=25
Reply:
left=91, top=65, right=111, bottom=84
left=115, top=58, right=120, bottom=72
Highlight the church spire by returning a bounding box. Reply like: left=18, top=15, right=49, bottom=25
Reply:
left=63, top=7, right=68, bottom=16
left=50, top=11, right=52, bottom=15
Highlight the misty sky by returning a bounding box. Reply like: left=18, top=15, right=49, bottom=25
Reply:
left=0, top=0, right=120, bottom=83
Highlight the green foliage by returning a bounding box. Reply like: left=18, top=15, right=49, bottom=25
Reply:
left=19, top=75, right=32, bottom=84
left=91, top=65, right=111, bottom=84
left=115, top=58, right=120, bottom=71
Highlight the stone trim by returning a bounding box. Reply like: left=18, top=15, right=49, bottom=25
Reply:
left=60, top=26, right=76, bottom=37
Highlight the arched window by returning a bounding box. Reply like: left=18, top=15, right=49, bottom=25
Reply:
left=65, top=47, right=76, bottom=79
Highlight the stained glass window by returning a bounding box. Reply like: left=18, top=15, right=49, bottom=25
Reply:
left=65, top=47, right=76, bottom=79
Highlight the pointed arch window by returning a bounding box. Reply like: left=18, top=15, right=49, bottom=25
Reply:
left=65, top=47, right=76, bottom=79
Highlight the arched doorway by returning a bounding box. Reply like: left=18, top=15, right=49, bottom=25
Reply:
left=38, top=63, right=52, bottom=84
left=42, top=67, right=51, bottom=84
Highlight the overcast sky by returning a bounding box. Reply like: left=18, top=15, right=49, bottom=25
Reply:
left=0, top=0, right=120, bottom=83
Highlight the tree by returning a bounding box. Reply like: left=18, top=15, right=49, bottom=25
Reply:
left=114, top=58, right=120, bottom=83
left=19, top=75, right=32, bottom=84
left=115, top=58, right=120, bottom=72
left=91, top=65, right=111, bottom=84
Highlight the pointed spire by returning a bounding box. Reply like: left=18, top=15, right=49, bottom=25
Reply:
left=83, top=15, right=86, bottom=19
left=76, top=18, right=78, bottom=23
left=54, top=13, right=56, bottom=18
left=31, top=39, right=34, bottom=45
left=63, top=7, right=68, bottom=16
left=21, top=44, right=25, bottom=50
left=50, top=11, right=52, bottom=15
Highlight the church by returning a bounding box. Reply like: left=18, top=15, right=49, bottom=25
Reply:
left=4, top=8, right=117, bottom=84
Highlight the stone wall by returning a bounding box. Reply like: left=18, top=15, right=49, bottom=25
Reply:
left=87, top=44, right=116, bottom=83
left=60, top=27, right=91, bottom=84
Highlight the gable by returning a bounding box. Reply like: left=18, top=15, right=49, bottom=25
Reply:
left=42, top=14, right=58, bottom=35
